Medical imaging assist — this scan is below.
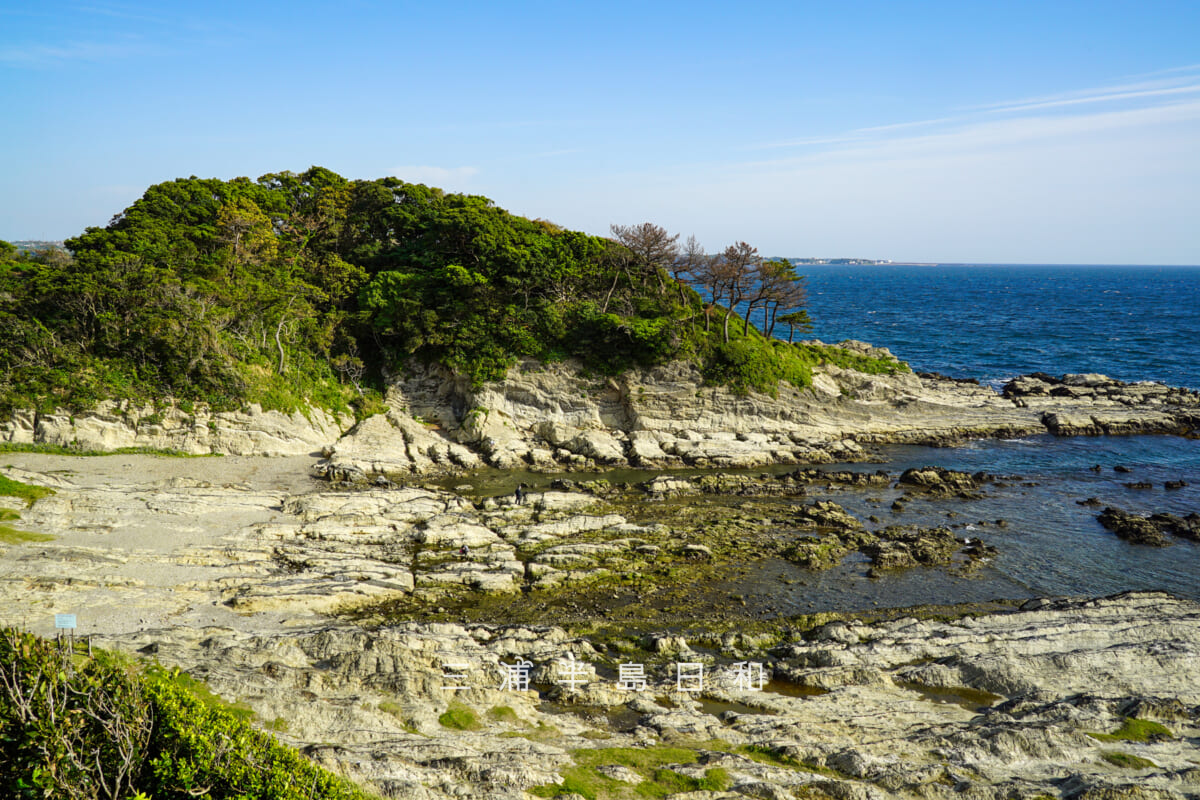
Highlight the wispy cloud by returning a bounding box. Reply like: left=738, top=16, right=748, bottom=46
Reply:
left=389, top=165, right=480, bottom=186
left=0, top=39, right=151, bottom=66
left=739, top=100, right=1200, bottom=174
left=73, top=3, right=171, bottom=26
left=748, top=68, right=1200, bottom=166
left=973, top=76, right=1200, bottom=114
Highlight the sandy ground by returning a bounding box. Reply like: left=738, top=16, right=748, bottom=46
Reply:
left=0, top=453, right=326, bottom=639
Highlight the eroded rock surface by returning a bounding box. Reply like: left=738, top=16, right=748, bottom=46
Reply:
left=318, top=358, right=1200, bottom=479
left=3, top=454, right=1199, bottom=798
left=88, top=592, right=1200, bottom=800
left=0, top=401, right=352, bottom=456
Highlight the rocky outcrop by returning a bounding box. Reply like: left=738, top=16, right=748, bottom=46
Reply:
left=0, top=401, right=352, bottom=456
left=1098, top=507, right=1200, bottom=546
left=88, top=592, right=1200, bottom=800
left=317, top=357, right=1200, bottom=479
left=1005, top=372, right=1200, bottom=436
left=783, top=522, right=991, bottom=574
left=896, top=465, right=991, bottom=497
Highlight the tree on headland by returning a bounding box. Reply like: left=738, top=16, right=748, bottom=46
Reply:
left=604, top=222, right=680, bottom=310
left=713, top=241, right=759, bottom=343
left=778, top=310, right=813, bottom=343
left=758, top=258, right=808, bottom=339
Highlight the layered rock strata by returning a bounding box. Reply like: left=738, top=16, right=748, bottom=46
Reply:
left=0, top=401, right=352, bottom=456
left=318, top=356, right=1200, bottom=479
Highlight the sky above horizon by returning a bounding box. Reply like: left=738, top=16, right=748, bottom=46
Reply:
left=2, top=1, right=1198, bottom=264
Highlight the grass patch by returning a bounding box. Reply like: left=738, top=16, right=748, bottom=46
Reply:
left=0, top=473, right=54, bottom=506
left=1087, top=717, right=1173, bottom=743
left=499, top=721, right=561, bottom=743
left=530, top=746, right=713, bottom=800
left=438, top=703, right=482, bottom=731
left=572, top=746, right=699, bottom=771
left=0, top=508, right=21, bottom=521
left=640, top=767, right=730, bottom=796
left=0, top=525, right=55, bottom=544
left=1101, top=751, right=1157, bottom=770
left=487, top=705, right=522, bottom=725
left=378, top=701, right=422, bottom=735
left=737, top=744, right=841, bottom=776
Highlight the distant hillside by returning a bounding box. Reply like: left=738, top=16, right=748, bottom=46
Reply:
left=0, top=167, right=903, bottom=417
left=10, top=240, right=66, bottom=255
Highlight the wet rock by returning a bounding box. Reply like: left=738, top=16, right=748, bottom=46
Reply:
left=1097, top=507, right=1171, bottom=546
left=1077, top=497, right=1104, bottom=506
left=784, top=468, right=892, bottom=488
left=863, top=526, right=961, bottom=571
left=1148, top=512, right=1200, bottom=542
left=1125, top=481, right=1154, bottom=490
left=1165, top=480, right=1188, bottom=490
left=782, top=536, right=854, bottom=570
left=1115, top=465, right=1133, bottom=474
left=792, top=500, right=862, bottom=530
left=896, top=466, right=988, bottom=497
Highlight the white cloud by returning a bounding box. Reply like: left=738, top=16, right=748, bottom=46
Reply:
left=388, top=165, right=479, bottom=188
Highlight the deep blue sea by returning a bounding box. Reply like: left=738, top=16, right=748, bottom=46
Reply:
left=800, top=264, right=1200, bottom=390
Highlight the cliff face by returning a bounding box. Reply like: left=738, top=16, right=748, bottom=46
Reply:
left=3, top=349, right=1197, bottom=472
left=317, top=352, right=1200, bottom=479
left=0, top=401, right=352, bottom=457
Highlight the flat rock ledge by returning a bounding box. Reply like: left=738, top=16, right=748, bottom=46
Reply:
left=90, top=591, right=1200, bottom=800
left=316, top=358, right=1200, bottom=480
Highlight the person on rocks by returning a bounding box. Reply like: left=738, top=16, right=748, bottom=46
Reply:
left=459, top=543, right=470, bottom=558
left=514, top=483, right=527, bottom=504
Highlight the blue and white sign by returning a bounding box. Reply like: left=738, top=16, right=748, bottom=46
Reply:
left=54, top=614, right=76, bottom=630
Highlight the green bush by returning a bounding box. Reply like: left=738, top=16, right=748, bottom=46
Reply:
left=0, top=627, right=375, bottom=800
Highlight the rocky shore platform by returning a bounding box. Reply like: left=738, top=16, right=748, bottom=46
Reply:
left=2, top=452, right=1199, bottom=799
left=2, top=352, right=1199, bottom=797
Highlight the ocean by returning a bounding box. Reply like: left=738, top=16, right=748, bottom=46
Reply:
left=800, top=263, right=1200, bottom=390
left=744, top=264, right=1200, bottom=612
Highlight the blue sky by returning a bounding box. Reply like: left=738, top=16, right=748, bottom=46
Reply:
left=2, top=1, right=1198, bottom=264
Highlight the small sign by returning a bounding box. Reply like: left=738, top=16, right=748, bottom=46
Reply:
left=54, top=614, right=76, bottom=630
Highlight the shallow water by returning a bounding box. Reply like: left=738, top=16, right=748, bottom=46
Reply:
left=727, top=433, right=1200, bottom=615
left=439, top=433, right=1199, bottom=617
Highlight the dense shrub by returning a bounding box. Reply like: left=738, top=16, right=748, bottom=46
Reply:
left=0, top=627, right=374, bottom=800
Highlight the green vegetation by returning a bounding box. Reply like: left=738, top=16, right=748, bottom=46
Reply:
left=0, top=169, right=905, bottom=418
left=736, top=744, right=842, bottom=776
left=529, top=745, right=731, bottom=799
left=0, top=473, right=54, bottom=506
left=0, top=525, right=55, bottom=545
left=146, top=665, right=256, bottom=723
left=1100, top=751, right=1157, bottom=769
left=486, top=705, right=521, bottom=724
left=437, top=702, right=482, bottom=731
left=1087, top=717, right=1173, bottom=743
left=0, top=627, right=374, bottom=800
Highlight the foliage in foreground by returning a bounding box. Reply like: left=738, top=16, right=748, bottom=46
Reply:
left=0, top=627, right=373, bottom=800
left=0, top=169, right=906, bottom=417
